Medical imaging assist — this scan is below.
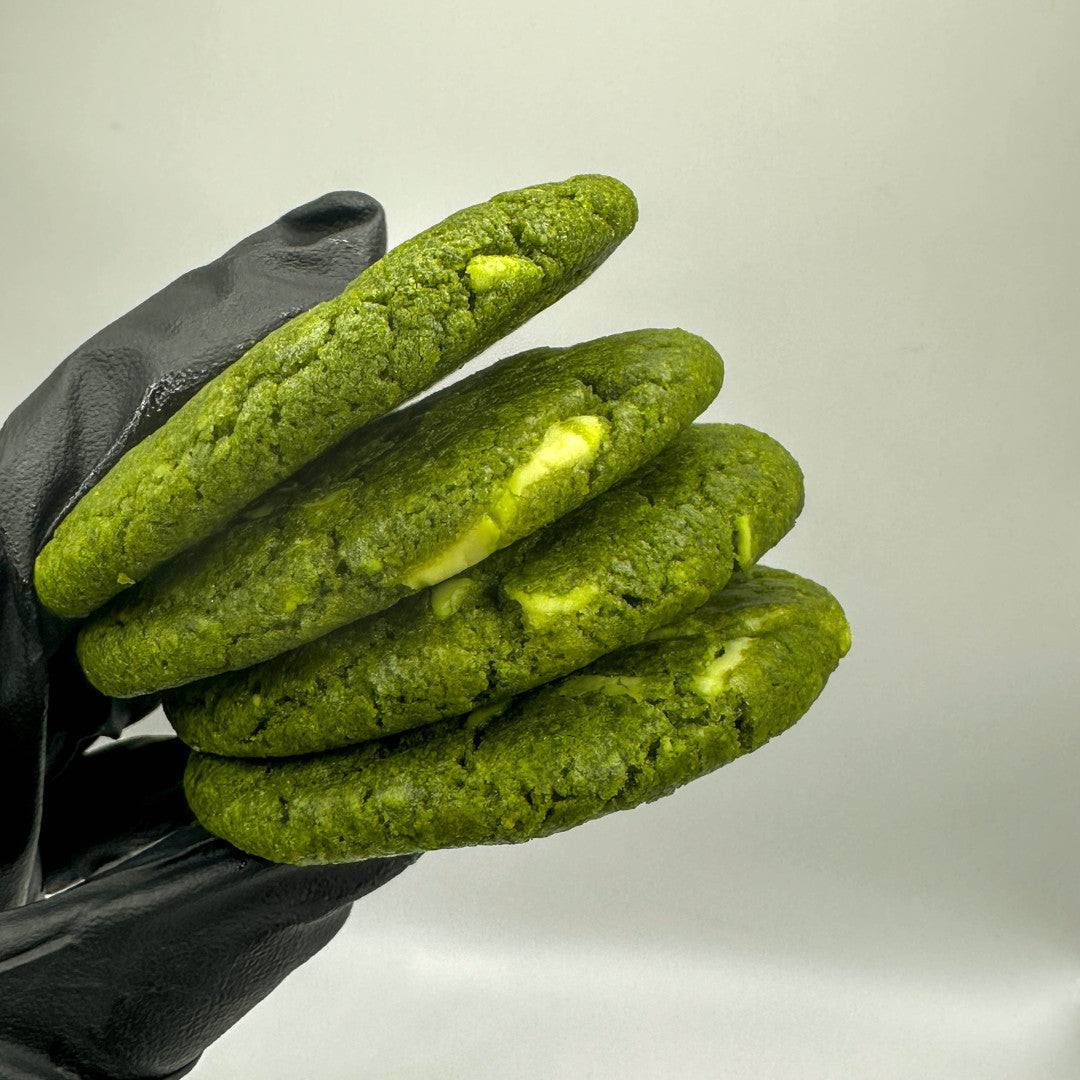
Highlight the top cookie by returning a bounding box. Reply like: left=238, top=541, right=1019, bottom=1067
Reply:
left=35, top=174, right=638, bottom=617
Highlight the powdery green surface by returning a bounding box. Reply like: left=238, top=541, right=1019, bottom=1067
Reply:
left=78, top=329, right=721, bottom=697
left=184, top=566, right=850, bottom=864
left=167, top=423, right=802, bottom=756
left=35, top=174, right=638, bottom=618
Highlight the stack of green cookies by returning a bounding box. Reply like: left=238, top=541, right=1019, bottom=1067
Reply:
left=36, top=174, right=850, bottom=866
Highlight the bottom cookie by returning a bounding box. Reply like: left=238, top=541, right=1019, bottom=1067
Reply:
left=184, top=566, right=851, bottom=864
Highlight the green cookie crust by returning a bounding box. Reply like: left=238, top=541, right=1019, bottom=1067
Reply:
left=78, top=328, right=722, bottom=697
left=183, top=566, right=851, bottom=864
left=166, top=423, right=803, bottom=756
left=35, top=174, right=638, bottom=618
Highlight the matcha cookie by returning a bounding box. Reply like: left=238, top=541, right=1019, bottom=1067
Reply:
left=183, top=566, right=851, bottom=864
left=167, top=423, right=804, bottom=756
left=78, top=328, right=722, bottom=697
left=36, top=174, right=638, bottom=618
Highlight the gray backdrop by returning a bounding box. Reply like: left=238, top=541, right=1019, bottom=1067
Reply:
left=3, top=2, right=1077, bottom=1077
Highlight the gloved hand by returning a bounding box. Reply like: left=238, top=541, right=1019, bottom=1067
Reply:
left=0, top=193, right=418, bottom=1080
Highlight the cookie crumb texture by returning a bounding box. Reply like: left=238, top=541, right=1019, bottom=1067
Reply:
left=167, top=423, right=803, bottom=756
left=77, top=328, right=720, bottom=697
left=183, top=566, right=850, bottom=864
left=35, top=174, right=638, bottom=618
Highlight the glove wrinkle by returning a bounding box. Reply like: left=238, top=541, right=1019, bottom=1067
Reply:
left=1, top=191, right=413, bottom=1079
left=0, top=829, right=416, bottom=1080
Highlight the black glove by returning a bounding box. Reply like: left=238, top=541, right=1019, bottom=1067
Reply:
left=0, top=193, right=418, bottom=1080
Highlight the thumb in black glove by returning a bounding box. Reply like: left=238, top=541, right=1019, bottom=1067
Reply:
left=0, top=192, right=417, bottom=1080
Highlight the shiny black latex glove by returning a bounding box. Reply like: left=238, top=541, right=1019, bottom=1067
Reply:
left=0, top=194, right=418, bottom=1080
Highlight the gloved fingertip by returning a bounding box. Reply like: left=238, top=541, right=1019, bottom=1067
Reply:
left=277, top=192, right=385, bottom=246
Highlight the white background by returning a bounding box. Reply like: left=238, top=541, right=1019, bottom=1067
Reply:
left=3, top=2, right=1078, bottom=1077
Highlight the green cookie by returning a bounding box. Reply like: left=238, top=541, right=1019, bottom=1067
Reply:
left=78, top=328, right=722, bottom=697
left=166, top=423, right=804, bottom=756
left=184, top=566, right=851, bottom=864
left=36, top=174, right=638, bottom=618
